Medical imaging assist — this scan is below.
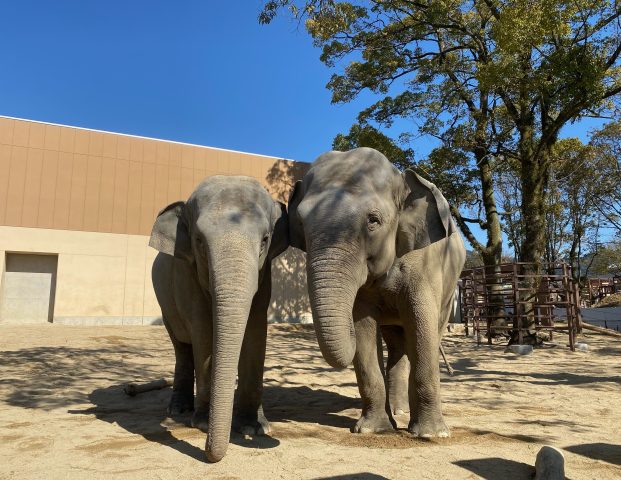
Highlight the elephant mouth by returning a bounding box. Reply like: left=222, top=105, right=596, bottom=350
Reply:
left=363, top=273, right=386, bottom=289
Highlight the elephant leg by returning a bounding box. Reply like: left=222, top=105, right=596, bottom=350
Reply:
left=381, top=325, right=410, bottom=416
left=351, top=303, right=396, bottom=433
left=190, top=315, right=213, bottom=433
left=233, top=274, right=270, bottom=436
left=401, top=292, right=449, bottom=438
left=164, top=320, right=194, bottom=416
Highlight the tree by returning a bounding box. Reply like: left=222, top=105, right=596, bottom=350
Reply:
left=590, top=120, right=621, bottom=233
left=552, top=139, right=605, bottom=280
left=587, top=240, right=621, bottom=275
left=261, top=0, right=621, bottom=268
left=497, top=137, right=611, bottom=281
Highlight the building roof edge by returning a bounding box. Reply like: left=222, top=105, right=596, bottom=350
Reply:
left=0, top=114, right=300, bottom=163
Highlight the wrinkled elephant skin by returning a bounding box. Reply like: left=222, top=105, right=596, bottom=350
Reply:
left=150, top=176, right=288, bottom=462
left=288, top=148, right=466, bottom=437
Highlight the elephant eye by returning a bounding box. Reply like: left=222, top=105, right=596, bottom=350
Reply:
left=367, top=212, right=382, bottom=231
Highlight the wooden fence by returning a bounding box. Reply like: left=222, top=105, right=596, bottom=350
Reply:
left=460, top=262, right=581, bottom=351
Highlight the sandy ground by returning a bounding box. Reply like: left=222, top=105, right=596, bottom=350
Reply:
left=0, top=324, right=620, bottom=480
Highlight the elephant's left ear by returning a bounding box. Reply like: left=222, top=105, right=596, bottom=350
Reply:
left=398, top=169, right=452, bottom=253
left=269, top=201, right=289, bottom=259
left=149, top=201, right=193, bottom=262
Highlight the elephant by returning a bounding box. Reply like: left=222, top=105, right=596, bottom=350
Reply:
left=149, top=176, right=288, bottom=462
left=288, top=147, right=466, bottom=437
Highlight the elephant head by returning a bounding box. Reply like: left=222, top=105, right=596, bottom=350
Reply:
left=288, top=147, right=455, bottom=369
left=149, top=176, right=288, bottom=462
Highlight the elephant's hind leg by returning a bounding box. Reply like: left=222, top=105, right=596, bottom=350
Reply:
left=167, top=331, right=195, bottom=416
left=381, top=325, right=410, bottom=416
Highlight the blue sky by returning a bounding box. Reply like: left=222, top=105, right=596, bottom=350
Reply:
left=0, top=1, right=609, bottom=248
left=0, top=1, right=382, bottom=162
left=0, top=1, right=604, bottom=160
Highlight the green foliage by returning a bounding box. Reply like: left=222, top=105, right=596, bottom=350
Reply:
left=496, top=132, right=618, bottom=276
left=464, top=249, right=485, bottom=269
left=582, top=240, right=621, bottom=275
left=416, top=146, right=479, bottom=208
left=261, top=0, right=621, bottom=264
left=332, top=123, right=414, bottom=170
left=589, top=120, right=621, bottom=232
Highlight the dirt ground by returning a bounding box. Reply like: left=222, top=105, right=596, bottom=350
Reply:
left=0, top=324, right=620, bottom=480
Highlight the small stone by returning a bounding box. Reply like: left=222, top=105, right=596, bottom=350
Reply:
left=447, top=323, right=465, bottom=334
left=575, top=342, right=588, bottom=351
left=535, top=445, right=565, bottom=480
left=506, top=344, right=534, bottom=355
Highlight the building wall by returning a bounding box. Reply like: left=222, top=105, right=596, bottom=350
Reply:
left=0, top=116, right=307, bottom=233
left=1, top=252, right=58, bottom=324
left=0, top=117, right=311, bottom=325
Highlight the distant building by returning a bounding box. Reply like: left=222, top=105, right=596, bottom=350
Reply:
left=0, top=116, right=310, bottom=325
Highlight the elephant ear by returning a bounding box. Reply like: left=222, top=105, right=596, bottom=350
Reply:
left=269, top=201, right=289, bottom=259
left=397, top=169, right=452, bottom=255
left=149, top=201, right=193, bottom=262
left=287, top=180, right=306, bottom=252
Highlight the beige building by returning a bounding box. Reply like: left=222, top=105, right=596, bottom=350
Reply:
left=0, top=116, right=311, bottom=325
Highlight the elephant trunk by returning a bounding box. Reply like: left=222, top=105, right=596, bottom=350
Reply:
left=307, top=247, right=361, bottom=369
left=205, top=243, right=258, bottom=463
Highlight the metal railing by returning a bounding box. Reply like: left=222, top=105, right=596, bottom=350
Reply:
left=460, top=262, right=581, bottom=351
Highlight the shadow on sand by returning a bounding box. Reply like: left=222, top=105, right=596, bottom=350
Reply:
left=311, top=474, right=389, bottom=480
left=446, top=356, right=621, bottom=388
left=565, top=442, right=621, bottom=466
left=68, top=383, right=287, bottom=462
left=65, top=381, right=359, bottom=461
left=453, top=457, right=534, bottom=479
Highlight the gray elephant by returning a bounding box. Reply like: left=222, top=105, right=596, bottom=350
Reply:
left=149, top=176, right=288, bottom=462
left=288, top=147, right=465, bottom=437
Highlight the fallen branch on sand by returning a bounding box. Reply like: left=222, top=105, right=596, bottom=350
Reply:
left=123, top=378, right=172, bottom=397
left=581, top=322, right=621, bottom=338
left=440, top=344, right=454, bottom=375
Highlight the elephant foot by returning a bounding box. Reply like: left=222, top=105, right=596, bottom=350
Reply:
left=352, top=411, right=396, bottom=434
left=408, top=411, right=450, bottom=438
left=191, top=408, right=209, bottom=433
left=167, top=391, right=194, bottom=416
left=390, top=396, right=410, bottom=416
left=232, top=410, right=271, bottom=436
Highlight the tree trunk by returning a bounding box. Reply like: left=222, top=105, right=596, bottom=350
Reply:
left=478, top=154, right=507, bottom=335
left=515, top=123, right=549, bottom=343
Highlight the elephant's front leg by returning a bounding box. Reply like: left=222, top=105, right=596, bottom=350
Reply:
left=351, top=303, right=396, bottom=433
left=401, top=291, right=449, bottom=438
left=190, top=313, right=213, bottom=433
left=381, top=325, right=410, bottom=416
left=233, top=274, right=270, bottom=436
left=166, top=331, right=195, bottom=416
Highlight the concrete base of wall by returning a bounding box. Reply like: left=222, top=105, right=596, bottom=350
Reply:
left=52, top=315, right=314, bottom=326
left=53, top=316, right=163, bottom=326
left=1, top=226, right=313, bottom=326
